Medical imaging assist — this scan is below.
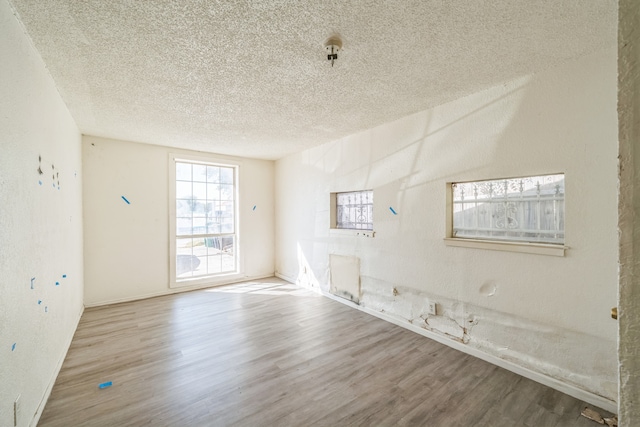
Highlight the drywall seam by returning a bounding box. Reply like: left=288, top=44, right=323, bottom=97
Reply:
left=30, top=306, right=84, bottom=427
left=83, top=273, right=274, bottom=308
left=278, top=274, right=617, bottom=413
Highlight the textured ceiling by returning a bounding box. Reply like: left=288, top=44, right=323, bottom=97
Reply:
left=8, top=0, right=617, bottom=160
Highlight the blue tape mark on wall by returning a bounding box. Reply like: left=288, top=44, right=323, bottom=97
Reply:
left=389, top=207, right=398, bottom=215
left=52, top=183, right=55, bottom=188
left=121, top=196, right=131, bottom=204
left=38, top=300, right=42, bottom=305
left=62, top=274, right=67, bottom=278
left=55, top=282, right=60, bottom=286
left=31, top=277, right=35, bottom=289
left=252, top=205, right=257, bottom=211
left=38, top=180, right=42, bottom=186
left=11, top=343, right=16, bottom=351
left=98, top=381, right=113, bottom=389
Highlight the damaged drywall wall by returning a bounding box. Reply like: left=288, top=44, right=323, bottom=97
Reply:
left=275, top=44, right=618, bottom=408
left=359, top=280, right=617, bottom=401
left=329, top=254, right=361, bottom=303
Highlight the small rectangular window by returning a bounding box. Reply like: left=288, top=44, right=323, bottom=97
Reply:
left=333, top=190, right=374, bottom=230
left=451, top=174, right=564, bottom=245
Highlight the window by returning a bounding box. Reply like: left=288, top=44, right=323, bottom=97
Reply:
left=332, top=190, right=374, bottom=230
left=450, top=174, right=564, bottom=245
left=170, top=156, right=238, bottom=285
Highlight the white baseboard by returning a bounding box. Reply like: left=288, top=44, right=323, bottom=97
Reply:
left=277, top=275, right=617, bottom=414
left=30, top=304, right=85, bottom=427
left=85, top=273, right=275, bottom=307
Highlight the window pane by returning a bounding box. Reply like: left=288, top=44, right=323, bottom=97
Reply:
left=207, top=255, right=222, bottom=274
left=176, top=163, right=191, bottom=181
left=191, top=237, right=207, bottom=275
left=176, top=199, right=193, bottom=217
left=193, top=182, right=207, bottom=199
left=220, top=184, right=234, bottom=201
left=219, top=201, right=233, bottom=216
left=207, top=166, right=220, bottom=183
left=176, top=217, right=192, bottom=235
left=207, top=221, right=221, bottom=234
left=452, top=174, right=564, bottom=244
left=207, top=183, right=220, bottom=200
left=221, top=236, right=235, bottom=272
left=176, top=181, right=192, bottom=199
left=336, top=190, right=373, bottom=230
left=220, top=167, right=234, bottom=184
left=193, top=217, right=206, bottom=234
left=221, top=218, right=234, bottom=233
left=193, top=164, right=207, bottom=182
left=176, top=238, right=195, bottom=278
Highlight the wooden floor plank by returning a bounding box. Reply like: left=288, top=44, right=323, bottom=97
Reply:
left=38, top=278, right=613, bottom=426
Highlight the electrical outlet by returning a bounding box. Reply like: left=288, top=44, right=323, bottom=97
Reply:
left=427, top=301, right=437, bottom=316
left=14, top=394, right=20, bottom=427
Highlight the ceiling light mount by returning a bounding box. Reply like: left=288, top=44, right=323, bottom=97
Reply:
left=324, top=35, right=342, bottom=67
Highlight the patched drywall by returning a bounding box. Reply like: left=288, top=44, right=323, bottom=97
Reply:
left=0, top=1, right=84, bottom=425
left=617, top=0, right=640, bottom=425
left=275, top=47, right=618, bottom=403
left=329, top=254, right=361, bottom=303
left=82, top=135, right=275, bottom=306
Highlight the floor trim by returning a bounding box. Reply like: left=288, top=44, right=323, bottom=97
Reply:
left=31, top=304, right=84, bottom=427
left=85, top=273, right=275, bottom=307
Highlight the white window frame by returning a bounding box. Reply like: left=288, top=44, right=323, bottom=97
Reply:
left=444, top=174, right=567, bottom=257
left=169, top=153, right=244, bottom=288
left=330, top=190, right=375, bottom=238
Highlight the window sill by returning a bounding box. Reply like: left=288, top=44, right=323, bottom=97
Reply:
left=170, top=271, right=245, bottom=289
left=443, top=237, right=566, bottom=257
left=330, top=228, right=375, bottom=238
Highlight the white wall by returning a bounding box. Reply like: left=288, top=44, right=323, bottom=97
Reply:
left=0, top=1, right=84, bottom=426
left=82, top=135, right=274, bottom=306
left=276, top=47, right=619, bottom=405
left=618, top=0, right=640, bottom=425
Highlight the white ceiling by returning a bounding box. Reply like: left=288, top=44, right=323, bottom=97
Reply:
left=9, top=1, right=617, bottom=160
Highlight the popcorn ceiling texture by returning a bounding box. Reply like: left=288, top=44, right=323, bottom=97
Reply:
left=8, top=0, right=617, bottom=159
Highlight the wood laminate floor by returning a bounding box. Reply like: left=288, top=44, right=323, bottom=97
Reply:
left=39, top=278, right=614, bottom=427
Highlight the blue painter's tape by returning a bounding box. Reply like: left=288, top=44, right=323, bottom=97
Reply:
left=121, top=196, right=130, bottom=204
left=38, top=180, right=42, bottom=185
left=11, top=343, right=16, bottom=351
left=31, top=277, right=35, bottom=289
left=55, top=282, right=60, bottom=286
left=389, top=207, right=398, bottom=215
left=98, top=381, right=113, bottom=389
left=252, top=205, right=257, bottom=211
left=38, top=300, right=42, bottom=305
left=62, top=274, right=67, bottom=278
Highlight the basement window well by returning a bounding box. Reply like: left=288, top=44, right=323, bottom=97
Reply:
left=169, top=154, right=241, bottom=287
left=445, top=174, right=566, bottom=256
left=330, top=190, right=374, bottom=237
